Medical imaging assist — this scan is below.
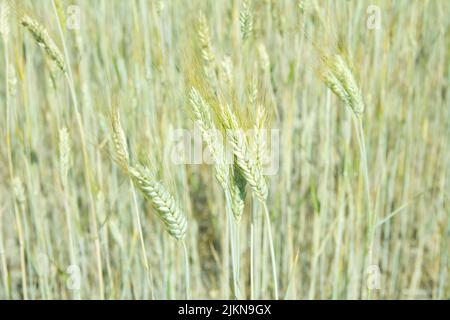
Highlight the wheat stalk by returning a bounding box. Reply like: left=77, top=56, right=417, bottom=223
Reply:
left=110, top=108, right=187, bottom=241
left=12, top=176, right=27, bottom=299
left=190, top=87, right=245, bottom=296
left=322, top=53, right=374, bottom=284
left=219, top=103, right=279, bottom=298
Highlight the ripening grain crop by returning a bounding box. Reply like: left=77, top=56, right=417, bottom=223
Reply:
left=0, top=0, right=448, bottom=300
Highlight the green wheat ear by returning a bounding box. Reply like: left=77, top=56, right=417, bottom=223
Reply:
left=20, top=14, right=66, bottom=72
left=110, top=107, right=130, bottom=173
left=230, top=164, right=247, bottom=222
left=110, top=107, right=187, bottom=241
left=240, top=0, right=254, bottom=41
left=197, top=12, right=215, bottom=66
left=129, top=165, right=187, bottom=241
left=220, top=104, right=268, bottom=202
left=322, top=54, right=364, bottom=115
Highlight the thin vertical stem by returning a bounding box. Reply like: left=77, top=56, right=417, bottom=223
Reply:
left=225, top=190, right=239, bottom=298
left=129, top=180, right=155, bottom=299
left=182, top=240, right=190, bottom=299
left=2, top=25, right=12, bottom=300
left=261, top=201, right=279, bottom=299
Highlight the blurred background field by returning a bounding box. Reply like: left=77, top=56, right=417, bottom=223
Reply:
left=0, top=0, right=448, bottom=299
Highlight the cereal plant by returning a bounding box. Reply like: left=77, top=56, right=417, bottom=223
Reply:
left=0, top=0, right=448, bottom=300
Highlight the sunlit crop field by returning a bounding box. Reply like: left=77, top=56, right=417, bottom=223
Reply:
left=0, top=0, right=448, bottom=300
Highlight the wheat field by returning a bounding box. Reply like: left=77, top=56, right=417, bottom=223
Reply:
left=0, top=0, right=448, bottom=300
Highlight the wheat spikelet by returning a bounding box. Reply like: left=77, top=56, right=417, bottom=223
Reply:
left=20, top=14, right=66, bottom=72
left=190, top=88, right=248, bottom=222
left=59, top=127, right=71, bottom=189
left=240, top=0, right=253, bottom=40
left=189, top=88, right=214, bottom=132
left=110, top=107, right=130, bottom=173
left=248, top=83, right=267, bottom=169
left=230, top=164, right=246, bottom=222
left=129, top=165, right=187, bottom=240
left=229, top=132, right=268, bottom=202
left=322, top=54, right=364, bottom=115
left=197, top=12, right=217, bottom=87
left=197, top=12, right=215, bottom=66
left=221, top=105, right=268, bottom=202
left=254, top=104, right=267, bottom=168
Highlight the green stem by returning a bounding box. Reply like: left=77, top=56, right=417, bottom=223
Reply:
left=261, top=201, right=279, bottom=299
left=2, top=28, right=12, bottom=300
left=225, top=190, right=239, bottom=299
left=130, top=180, right=155, bottom=299
left=182, top=240, right=190, bottom=299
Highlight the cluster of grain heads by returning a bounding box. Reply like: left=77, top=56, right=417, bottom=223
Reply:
left=218, top=104, right=279, bottom=298
left=110, top=108, right=187, bottom=241
left=240, top=0, right=254, bottom=41
left=189, top=87, right=250, bottom=223
left=322, top=54, right=364, bottom=115
left=220, top=105, right=268, bottom=202
left=189, top=87, right=248, bottom=297
left=20, top=14, right=66, bottom=73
